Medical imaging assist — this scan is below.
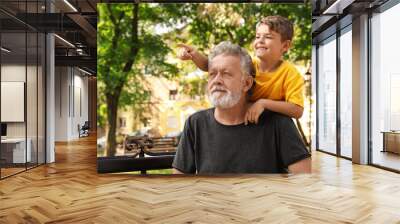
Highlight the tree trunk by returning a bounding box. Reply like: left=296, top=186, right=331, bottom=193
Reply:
left=106, top=93, right=119, bottom=157
left=104, top=4, right=139, bottom=157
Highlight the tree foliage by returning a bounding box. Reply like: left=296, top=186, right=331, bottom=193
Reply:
left=98, top=3, right=179, bottom=155
left=159, top=3, right=311, bottom=62
left=179, top=75, right=208, bottom=99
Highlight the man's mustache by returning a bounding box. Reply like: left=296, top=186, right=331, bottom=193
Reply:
left=210, top=85, right=228, bottom=93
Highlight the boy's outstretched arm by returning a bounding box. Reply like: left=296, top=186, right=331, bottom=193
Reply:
left=245, top=99, right=303, bottom=124
left=177, top=43, right=209, bottom=71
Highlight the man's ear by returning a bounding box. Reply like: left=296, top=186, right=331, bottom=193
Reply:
left=243, top=75, right=254, bottom=92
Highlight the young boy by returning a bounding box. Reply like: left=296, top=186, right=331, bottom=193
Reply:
left=178, top=15, right=304, bottom=124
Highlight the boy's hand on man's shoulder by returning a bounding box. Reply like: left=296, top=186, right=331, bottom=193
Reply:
left=244, top=99, right=266, bottom=125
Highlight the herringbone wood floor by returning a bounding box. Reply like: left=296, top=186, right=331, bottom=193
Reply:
left=1, top=134, right=400, bottom=223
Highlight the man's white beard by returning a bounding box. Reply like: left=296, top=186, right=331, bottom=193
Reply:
left=208, top=86, right=242, bottom=109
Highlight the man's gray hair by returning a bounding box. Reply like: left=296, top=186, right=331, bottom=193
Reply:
left=208, top=41, right=255, bottom=79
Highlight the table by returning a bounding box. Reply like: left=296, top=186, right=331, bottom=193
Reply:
left=1, top=138, right=32, bottom=163
left=381, top=131, right=400, bottom=154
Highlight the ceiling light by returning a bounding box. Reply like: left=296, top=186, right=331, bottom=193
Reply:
left=1, top=47, right=11, bottom=53
left=54, top=34, right=75, bottom=48
left=63, top=0, right=78, bottom=12
left=78, top=67, right=92, bottom=76
left=322, top=0, right=355, bottom=15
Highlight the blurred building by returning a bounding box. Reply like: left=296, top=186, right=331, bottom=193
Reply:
left=115, top=75, right=209, bottom=138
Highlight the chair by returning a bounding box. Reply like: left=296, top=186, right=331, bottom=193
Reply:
left=79, top=121, right=90, bottom=138
left=295, top=119, right=310, bottom=151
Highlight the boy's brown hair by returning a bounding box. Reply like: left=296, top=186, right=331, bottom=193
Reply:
left=256, top=16, right=294, bottom=42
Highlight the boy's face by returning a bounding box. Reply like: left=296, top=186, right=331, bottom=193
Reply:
left=253, top=24, right=291, bottom=61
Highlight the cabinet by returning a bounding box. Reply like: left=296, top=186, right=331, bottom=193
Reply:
left=0, top=138, right=32, bottom=164
left=382, top=131, right=400, bottom=154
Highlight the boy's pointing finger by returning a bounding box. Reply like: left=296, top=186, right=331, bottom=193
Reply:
left=177, top=43, right=193, bottom=51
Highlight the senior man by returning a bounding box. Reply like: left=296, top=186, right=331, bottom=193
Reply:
left=172, top=41, right=311, bottom=174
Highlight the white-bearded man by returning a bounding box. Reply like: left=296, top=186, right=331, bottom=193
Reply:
left=173, top=41, right=311, bottom=174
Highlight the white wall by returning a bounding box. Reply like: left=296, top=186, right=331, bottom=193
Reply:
left=54, top=67, right=89, bottom=141
left=55, top=67, right=69, bottom=141
left=1, top=65, right=28, bottom=137
left=311, top=45, right=317, bottom=151
left=352, top=14, right=369, bottom=164
left=73, top=71, right=89, bottom=137
left=46, top=33, right=55, bottom=163
left=1, top=63, right=46, bottom=164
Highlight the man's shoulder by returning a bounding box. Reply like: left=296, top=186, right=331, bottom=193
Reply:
left=187, top=108, right=213, bottom=124
left=260, top=110, right=293, bottom=126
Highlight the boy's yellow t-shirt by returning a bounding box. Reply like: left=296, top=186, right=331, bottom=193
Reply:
left=250, top=57, right=304, bottom=108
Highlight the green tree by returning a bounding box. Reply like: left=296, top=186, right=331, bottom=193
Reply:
left=179, top=75, right=208, bottom=100
left=98, top=3, right=178, bottom=156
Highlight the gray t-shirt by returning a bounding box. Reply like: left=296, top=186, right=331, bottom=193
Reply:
left=172, top=108, right=310, bottom=174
